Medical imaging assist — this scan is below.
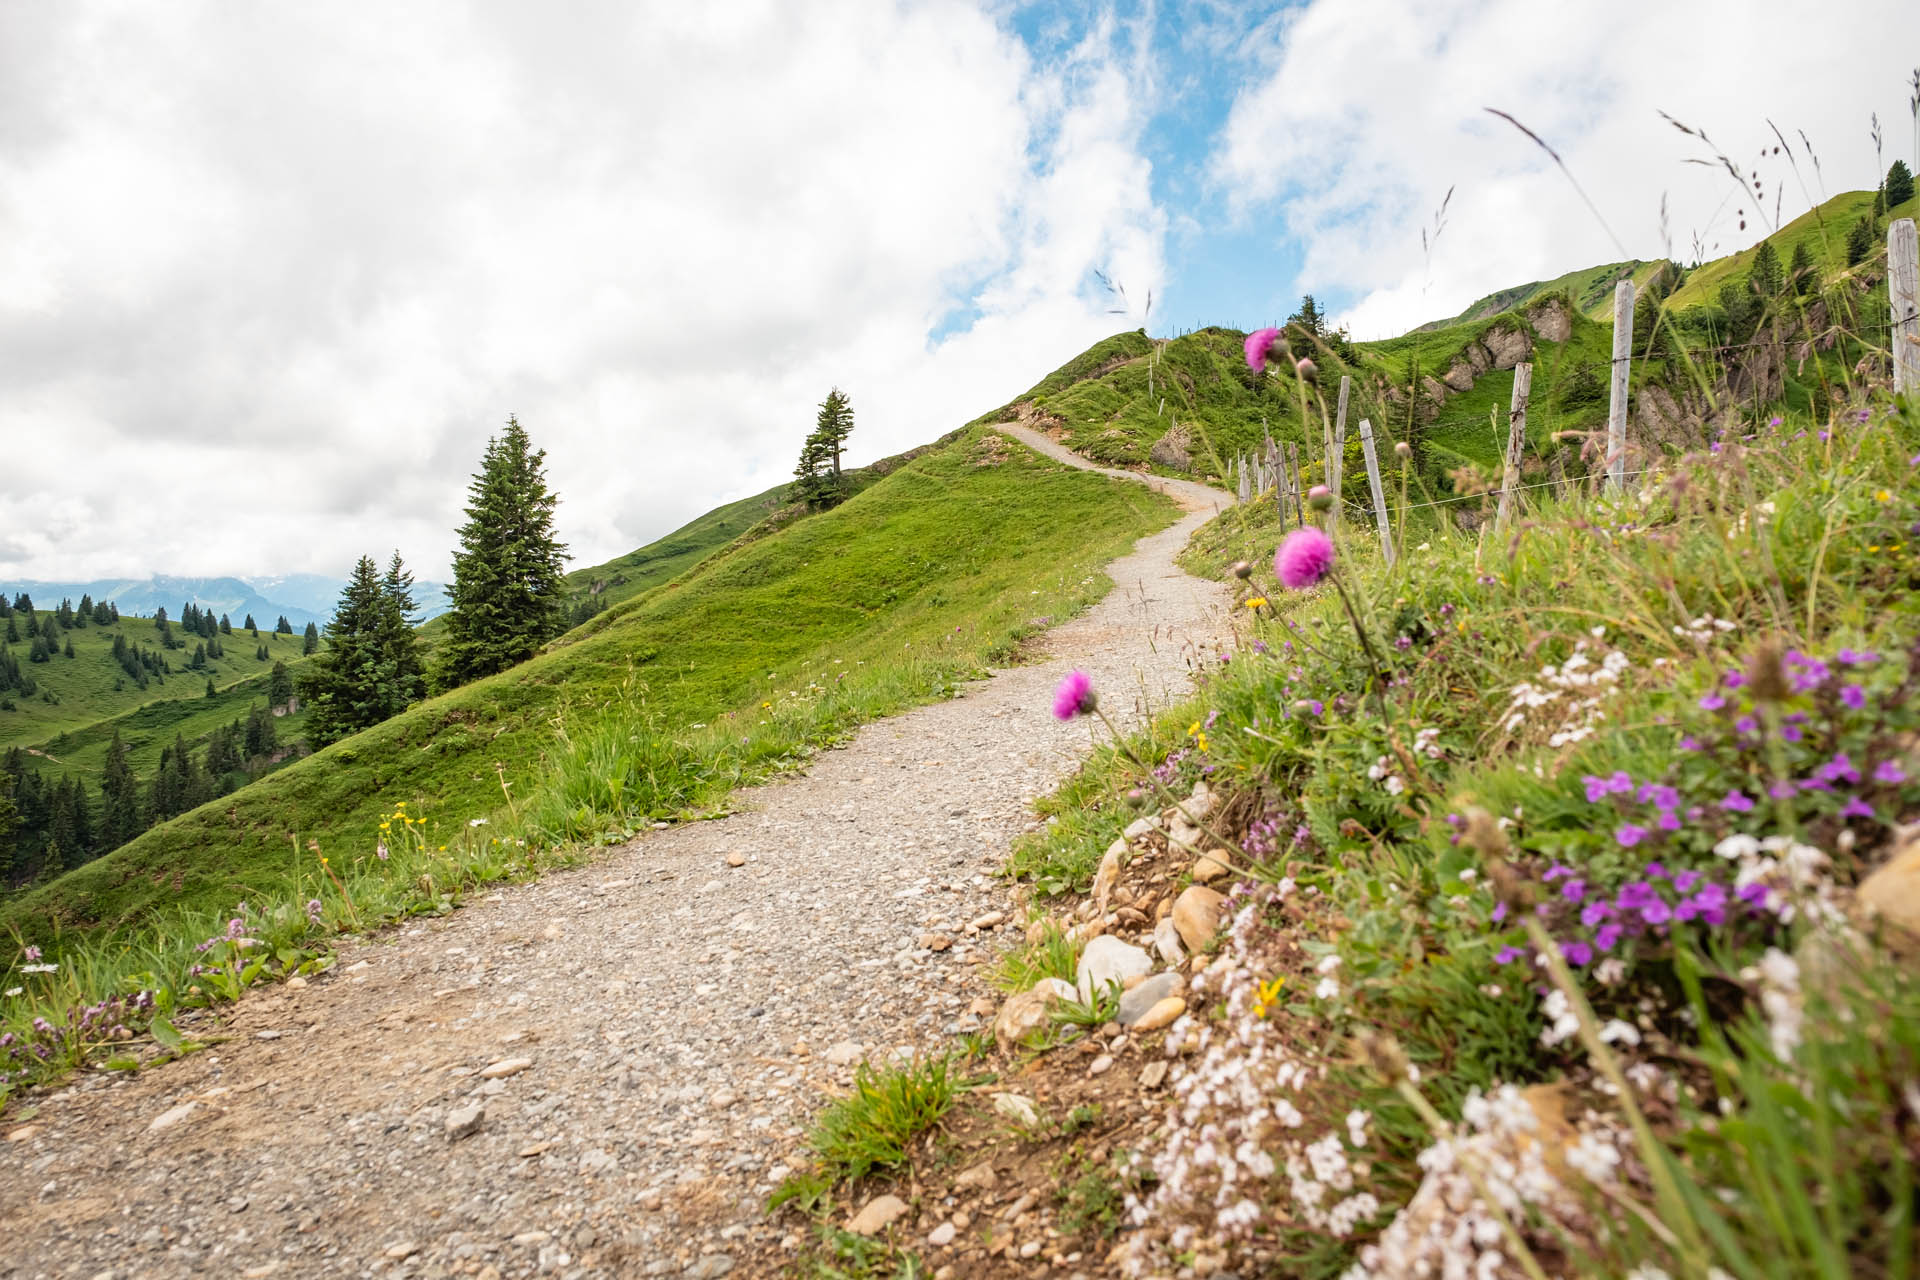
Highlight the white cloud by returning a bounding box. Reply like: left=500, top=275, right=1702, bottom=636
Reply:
left=0, top=1, right=1166, bottom=581
left=1213, top=0, right=1920, bottom=337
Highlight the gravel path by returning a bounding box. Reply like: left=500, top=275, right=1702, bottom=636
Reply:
left=0, top=430, right=1232, bottom=1280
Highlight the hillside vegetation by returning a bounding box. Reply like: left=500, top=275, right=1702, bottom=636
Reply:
left=0, top=427, right=1175, bottom=1021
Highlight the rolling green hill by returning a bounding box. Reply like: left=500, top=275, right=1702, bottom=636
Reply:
left=559, top=482, right=791, bottom=620
left=2, top=425, right=1175, bottom=947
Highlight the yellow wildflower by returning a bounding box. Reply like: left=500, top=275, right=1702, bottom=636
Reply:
left=1876, top=489, right=1892, bottom=502
left=1244, top=597, right=1268, bottom=610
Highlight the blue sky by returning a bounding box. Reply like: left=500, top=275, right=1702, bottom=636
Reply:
left=2, top=0, right=1916, bottom=580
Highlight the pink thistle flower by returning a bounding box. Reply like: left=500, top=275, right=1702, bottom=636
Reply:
left=1274, top=527, right=1334, bottom=589
left=1052, top=670, right=1097, bottom=720
left=1243, top=327, right=1280, bottom=372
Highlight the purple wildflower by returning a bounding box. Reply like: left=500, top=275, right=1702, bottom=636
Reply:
left=1491, top=901, right=1508, bottom=923
left=1561, top=940, right=1594, bottom=966
left=1698, top=691, right=1727, bottom=711
left=1873, top=760, right=1906, bottom=784
left=1494, top=945, right=1526, bottom=965
left=1615, top=824, right=1649, bottom=848
left=1562, top=877, right=1588, bottom=902
left=1840, top=797, right=1875, bottom=820
left=1840, top=685, right=1866, bottom=710
left=1720, top=789, right=1754, bottom=813
left=1582, top=775, right=1610, bottom=802
left=1580, top=901, right=1613, bottom=927
left=1052, top=670, right=1097, bottom=720
left=1595, top=923, right=1624, bottom=951
left=1243, top=327, right=1280, bottom=372
left=1274, top=527, right=1335, bottom=590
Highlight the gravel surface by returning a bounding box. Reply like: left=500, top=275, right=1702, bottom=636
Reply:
left=0, top=430, right=1232, bottom=1280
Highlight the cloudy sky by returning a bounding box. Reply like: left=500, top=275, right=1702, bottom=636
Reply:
left=4, top=0, right=1916, bottom=584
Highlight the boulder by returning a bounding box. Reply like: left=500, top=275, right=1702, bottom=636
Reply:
left=1483, top=325, right=1531, bottom=370
left=1855, top=828, right=1920, bottom=954
left=1092, top=838, right=1127, bottom=916
left=847, top=1194, right=909, bottom=1236
left=1130, top=997, right=1187, bottom=1032
left=1152, top=916, right=1187, bottom=966
left=1527, top=297, right=1572, bottom=342
left=993, top=978, right=1076, bottom=1047
left=1077, top=935, right=1153, bottom=1001
left=1117, top=972, right=1182, bottom=1025
left=1171, top=886, right=1226, bottom=953
left=1148, top=423, right=1192, bottom=470
left=1190, top=850, right=1231, bottom=883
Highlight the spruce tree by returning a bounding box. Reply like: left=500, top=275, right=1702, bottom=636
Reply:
left=4, top=617, right=16, bottom=643
left=1748, top=239, right=1783, bottom=299
left=244, top=613, right=258, bottom=634
left=276, top=616, right=293, bottom=635
left=0, top=770, right=15, bottom=885
left=302, top=621, right=319, bottom=655
left=437, top=416, right=570, bottom=688
left=268, top=660, right=294, bottom=709
left=1888, top=159, right=1915, bottom=209
left=1846, top=214, right=1875, bottom=266
left=300, top=554, right=425, bottom=745
left=793, top=389, right=856, bottom=510
left=1788, top=241, right=1815, bottom=295
left=220, top=613, right=232, bottom=635
left=63, top=636, right=75, bottom=659
left=99, top=732, right=141, bottom=849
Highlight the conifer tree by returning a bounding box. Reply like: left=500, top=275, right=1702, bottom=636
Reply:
left=1846, top=214, right=1875, bottom=266
left=268, top=660, right=294, bottom=710
left=300, top=554, right=426, bottom=745
left=4, top=617, right=16, bottom=644
left=244, top=613, right=258, bottom=634
left=793, top=389, right=856, bottom=510
left=219, top=614, right=232, bottom=635
left=63, top=636, right=75, bottom=659
left=75, top=594, right=92, bottom=627
left=1788, top=241, right=1815, bottom=295
left=1888, top=159, right=1915, bottom=209
left=99, top=732, right=141, bottom=850
left=1748, top=239, right=1783, bottom=299
left=437, top=416, right=570, bottom=688
left=302, top=621, right=319, bottom=655
left=0, top=770, right=15, bottom=885
left=276, top=616, right=293, bottom=635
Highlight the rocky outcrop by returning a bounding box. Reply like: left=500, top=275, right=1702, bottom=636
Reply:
left=1148, top=421, right=1193, bottom=470
left=1527, top=297, right=1573, bottom=342
left=1442, top=325, right=1533, bottom=393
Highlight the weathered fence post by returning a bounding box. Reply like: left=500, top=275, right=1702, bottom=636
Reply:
left=1357, top=417, right=1394, bottom=565
left=1608, top=278, right=1634, bottom=492
left=1287, top=441, right=1304, bottom=527
left=1891, top=218, right=1920, bottom=395
left=1329, top=375, right=1350, bottom=529
left=1495, top=362, right=1534, bottom=529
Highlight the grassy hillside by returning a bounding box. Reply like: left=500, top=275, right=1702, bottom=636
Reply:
left=1665, top=187, right=1916, bottom=314
left=1, top=425, right=1176, bottom=954
left=0, top=616, right=311, bottom=750
left=558, top=481, right=790, bottom=620
left=1417, top=257, right=1660, bottom=330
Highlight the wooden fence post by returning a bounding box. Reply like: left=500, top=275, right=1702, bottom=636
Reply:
left=1287, top=441, right=1304, bottom=527
left=1330, top=375, right=1350, bottom=529
left=1495, top=362, right=1534, bottom=529
left=1608, top=278, right=1634, bottom=492
left=1357, top=417, right=1394, bottom=565
left=1891, top=218, right=1920, bottom=395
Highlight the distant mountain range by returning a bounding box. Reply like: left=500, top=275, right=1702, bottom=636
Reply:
left=0, top=574, right=452, bottom=629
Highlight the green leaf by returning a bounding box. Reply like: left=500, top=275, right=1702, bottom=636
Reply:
left=149, top=1015, right=184, bottom=1051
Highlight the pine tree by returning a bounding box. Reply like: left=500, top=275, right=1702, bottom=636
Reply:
left=276, top=616, right=293, bottom=635
left=1748, top=239, right=1783, bottom=299
left=437, top=416, right=570, bottom=688
left=75, top=594, right=93, bottom=627
left=99, top=732, right=143, bottom=849
left=256, top=643, right=269, bottom=662
left=300, top=554, right=425, bottom=745
left=268, top=660, right=294, bottom=710
left=220, top=613, right=232, bottom=635
left=0, top=769, right=15, bottom=885
left=302, top=621, right=319, bottom=655
left=1846, top=214, right=1875, bottom=266
left=63, top=636, right=75, bottom=659
left=4, top=617, right=16, bottom=643
left=1788, top=241, right=1815, bottom=296
left=28, top=634, right=49, bottom=663
left=793, top=389, right=856, bottom=511
left=245, top=613, right=258, bottom=634
left=1888, top=159, right=1915, bottom=209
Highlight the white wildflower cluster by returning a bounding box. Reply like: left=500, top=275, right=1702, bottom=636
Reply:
left=1413, top=727, right=1443, bottom=759
left=1713, top=833, right=1841, bottom=924
left=1741, top=947, right=1804, bottom=1061
left=1122, top=881, right=1365, bottom=1274
left=1501, top=629, right=1630, bottom=748
left=1343, top=1085, right=1634, bottom=1280
left=1672, top=614, right=1738, bottom=645
left=1538, top=989, right=1581, bottom=1048
left=1367, top=756, right=1406, bottom=796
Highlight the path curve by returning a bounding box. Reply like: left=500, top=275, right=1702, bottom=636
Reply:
left=0, top=434, right=1233, bottom=1280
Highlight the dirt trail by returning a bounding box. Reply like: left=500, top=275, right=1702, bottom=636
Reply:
left=0, top=430, right=1232, bottom=1280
